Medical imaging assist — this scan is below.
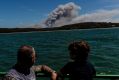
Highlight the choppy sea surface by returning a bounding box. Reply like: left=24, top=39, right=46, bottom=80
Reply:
left=0, top=27, right=119, bottom=75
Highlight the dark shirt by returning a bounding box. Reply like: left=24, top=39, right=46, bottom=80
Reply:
left=60, top=60, right=96, bottom=80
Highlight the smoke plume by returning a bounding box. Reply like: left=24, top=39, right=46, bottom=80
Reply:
left=72, top=9, right=119, bottom=23
left=44, top=2, right=80, bottom=27
left=42, top=2, right=119, bottom=28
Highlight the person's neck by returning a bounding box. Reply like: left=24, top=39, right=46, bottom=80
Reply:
left=13, top=63, right=31, bottom=75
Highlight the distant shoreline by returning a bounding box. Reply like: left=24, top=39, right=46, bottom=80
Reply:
left=1, top=27, right=119, bottom=35
left=0, top=22, right=119, bottom=33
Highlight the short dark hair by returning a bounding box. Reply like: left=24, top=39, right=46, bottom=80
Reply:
left=68, top=41, right=90, bottom=61
left=17, top=45, right=34, bottom=63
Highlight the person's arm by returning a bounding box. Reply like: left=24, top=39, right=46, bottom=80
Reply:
left=32, top=65, right=56, bottom=73
left=32, top=65, right=57, bottom=80
left=2, top=76, right=16, bottom=80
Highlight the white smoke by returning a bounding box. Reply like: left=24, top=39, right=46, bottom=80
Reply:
left=72, top=9, right=119, bottom=23
left=42, top=2, right=119, bottom=28
left=44, top=2, right=80, bottom=27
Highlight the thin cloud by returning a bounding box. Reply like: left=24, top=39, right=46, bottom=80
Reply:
left=20, top=5, right=35, bottom=12
left=27, top=8, right=34, bottom=12
left=105, top=5, right=119, bottom=8
left=101, top=0, right=119, bottom=3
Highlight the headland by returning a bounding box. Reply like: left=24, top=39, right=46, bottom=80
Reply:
left=0, top=22, right=119, bottom=33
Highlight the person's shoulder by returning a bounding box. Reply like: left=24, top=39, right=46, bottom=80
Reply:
left=86, top=61, right=96, bottom=75
left=6, top=69, right=17, bottom=76
left=63, top=62, right=74, bottom=67
left=3, top=69, right=17, bottom=80
left=60, top=62, right=74, bottom=71
left=3, top=69, right=19, bottom=80
left=86, top=61, right=95, bottom=67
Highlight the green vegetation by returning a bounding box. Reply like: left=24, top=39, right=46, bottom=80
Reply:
left=0, top=22, right=119, bottom=33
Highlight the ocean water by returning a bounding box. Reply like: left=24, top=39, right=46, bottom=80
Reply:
left=0, top=27, right=119, bottom=75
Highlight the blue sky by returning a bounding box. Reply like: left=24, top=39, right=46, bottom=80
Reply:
left=0, top=0, right=119, bottom=28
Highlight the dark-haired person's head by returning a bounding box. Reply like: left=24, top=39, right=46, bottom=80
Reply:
left=68, top=41, right=90, bottom=61
left=17, top=45, right=36, bottom=68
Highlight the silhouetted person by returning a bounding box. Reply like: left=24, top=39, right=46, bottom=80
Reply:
left=59, top=41, right=96, bottom=80
left=3, top=45, right=56, bottom=80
